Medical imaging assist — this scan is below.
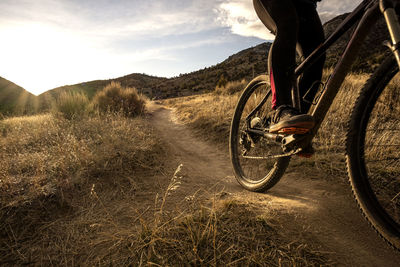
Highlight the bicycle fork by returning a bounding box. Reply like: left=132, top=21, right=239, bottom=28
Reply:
left=381, top=0, right=400, bottom=68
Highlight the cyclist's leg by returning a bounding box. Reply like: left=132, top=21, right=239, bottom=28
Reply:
left=253, top=0, right=315, bottom=135
left=253, top=0, right=298, bottom=109
left=295, top=2, right=326, bottom=113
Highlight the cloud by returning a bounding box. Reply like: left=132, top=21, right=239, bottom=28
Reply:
left=0, top=0, right=224, bottom=41
left=215, top=0, right=364, bottom=39
left=215, top=1, right=274, bottom=40
left=317, top=0, right=362, bottom=23
left=318, top=11, right=339, bottom=24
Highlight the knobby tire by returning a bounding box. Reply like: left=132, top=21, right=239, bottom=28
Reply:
left=230, top=75, right=290, bottom=192
left=346, top=55, right=400, bottom=250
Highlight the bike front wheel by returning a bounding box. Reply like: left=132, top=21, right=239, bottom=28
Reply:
left=229, top=75, right=290, bottom=192
left=347, top=55, right=400, bottom=250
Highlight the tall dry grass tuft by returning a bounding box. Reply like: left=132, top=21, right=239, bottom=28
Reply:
left=52, top=91, right=90, bottom=120
left=215, top=79, right=248, bottom=95
left=92, top=81, right=147, bottom=117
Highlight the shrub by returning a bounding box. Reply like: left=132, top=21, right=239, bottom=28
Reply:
left=92, top=82, right=146, bottom=117
left=215, top=79, right=247, bottom=95
left=52, top=91, right=89, bottom=120
left=216, top=74, right=228, bottom=88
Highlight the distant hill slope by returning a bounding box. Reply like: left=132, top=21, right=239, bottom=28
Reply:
left=323, top=13, right=390, bottom=72
left=0, top=77, right=39, bottom=115
left=150, top=43, right=270, bottom=99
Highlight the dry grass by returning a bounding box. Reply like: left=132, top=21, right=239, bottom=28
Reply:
left=165, top=93, right=239, bottom=145
left=164, top=71, right=373, bottom=179
left=0, top=151, right=332, bottom=266
left=290, top=71, right=370, bottom=177
left=0, top=111, right=168, bottom=265
left=127, top=197, right=333, bottom=266
left=0, top=113, right=163, bottom=208
left=52, top=91, right=90, bottom=120
left=93, top=81, right=147, bottom=117
left=215, top=79, right=248, bottom=95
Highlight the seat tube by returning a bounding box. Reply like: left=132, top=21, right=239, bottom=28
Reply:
left=291, top=79, right=301, bottom=112
left=380, top=0, right=400, bottom=67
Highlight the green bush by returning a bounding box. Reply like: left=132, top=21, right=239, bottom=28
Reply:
left=92, top=82, right=146, bottom=117
left=52, top=91, right=89, bottom=120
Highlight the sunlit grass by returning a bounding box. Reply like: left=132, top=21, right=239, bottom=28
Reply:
left=0, top=84, right=40, bottom=115
left=214, top=79, right=248, bottom=95
left=52, top=91, right=90, bottom=119
left=92, top=81, right=147, bottom=117
left=165, top=93, right=239, bottom=145
left=0, top=112, right=164, bottom=207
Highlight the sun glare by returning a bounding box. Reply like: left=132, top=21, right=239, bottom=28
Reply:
left=0, top=23, right=108, bottom=95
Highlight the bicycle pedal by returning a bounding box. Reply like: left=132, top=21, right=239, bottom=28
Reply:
left=277, top=127, right=310, bottom=135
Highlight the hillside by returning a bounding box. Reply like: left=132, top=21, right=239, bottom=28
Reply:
left=0, top=77, right=39, bottom=115
left=150, top=43, right=270, bottom=99
left=323, top=13, right=390, bottom=71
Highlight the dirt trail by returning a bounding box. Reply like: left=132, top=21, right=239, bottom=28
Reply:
left=147, top=103, right=400, bottom=266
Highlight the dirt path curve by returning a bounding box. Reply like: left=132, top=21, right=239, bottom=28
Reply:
left=147, top=103, right=400, bottom=266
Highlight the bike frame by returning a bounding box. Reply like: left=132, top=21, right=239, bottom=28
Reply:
left=288, top=0, right=400, bottom=148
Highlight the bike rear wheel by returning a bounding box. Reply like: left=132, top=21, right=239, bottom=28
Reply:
left=347, top=55, right=400, bottom=250
left=229, top=75, right=290, bottom=192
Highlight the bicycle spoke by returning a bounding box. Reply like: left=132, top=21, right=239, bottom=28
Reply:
left=363, top=73, right=400, bottom=226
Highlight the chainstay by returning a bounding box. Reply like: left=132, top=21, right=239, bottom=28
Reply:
left=242, top=148, right=301, bottom=159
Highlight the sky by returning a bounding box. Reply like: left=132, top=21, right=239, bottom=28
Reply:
left=0, top=0, right=361, bottom=95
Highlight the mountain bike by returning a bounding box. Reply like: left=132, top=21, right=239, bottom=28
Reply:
left=229, top=0, right=400, bottom=250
